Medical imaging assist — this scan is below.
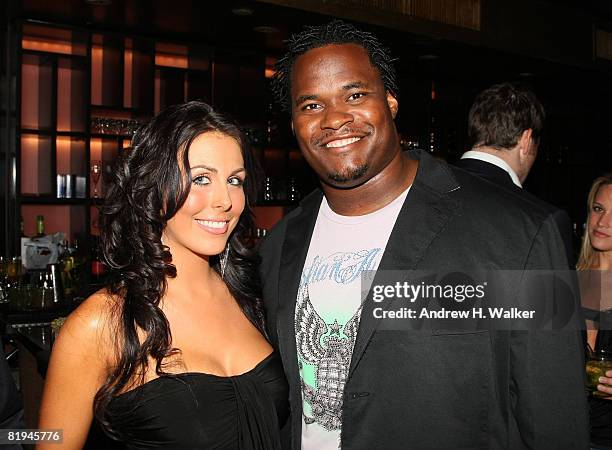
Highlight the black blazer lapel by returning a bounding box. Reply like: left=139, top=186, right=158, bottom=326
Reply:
left=349, top=151, right=461, bottom=376
left=275, top=191, right=323, bottom=415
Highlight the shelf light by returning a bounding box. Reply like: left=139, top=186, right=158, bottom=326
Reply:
left=22, top=38, right=73, bottom=55
left=155, top=54, right=188, bottom=69
left=155, top=42, right=189, bottom=69
left=265, top=56, right=277, bottom=79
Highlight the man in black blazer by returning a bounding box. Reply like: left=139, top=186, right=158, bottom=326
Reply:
left=261, top=21, right=588, bottom=449
left=455, top=83, right=575, bottom=264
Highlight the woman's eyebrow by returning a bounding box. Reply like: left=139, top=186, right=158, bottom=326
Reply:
left=190, top=166, right=246, bottom=176
left=190, top=164, right=216, bottom=172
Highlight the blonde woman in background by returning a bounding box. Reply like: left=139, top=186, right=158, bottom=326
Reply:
left=578, top=174, right=612, bottom=450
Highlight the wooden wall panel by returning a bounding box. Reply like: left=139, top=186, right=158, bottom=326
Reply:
left=335, top=0, right=480, bottom=30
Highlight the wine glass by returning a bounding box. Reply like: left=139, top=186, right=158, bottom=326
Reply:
left=91, top=160, right=102, bottom=198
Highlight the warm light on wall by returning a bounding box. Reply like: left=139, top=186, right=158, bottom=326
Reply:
left=22, top=24, right=86, bottom=56
left=56, top=137, right=86, bottom=175
left=91, top=45, right=103, bottom=105
left=21, top=134, right=52, bottom=195
left=155, top=42, right=189, bottom=68
left=90, top=138, right=102, bottom=162
left=21, top=134, right=40, bottom=195
left=124, top=45, right=133, bottom=107
left=22, top=205, right=74, bottom=238
left=156, top=54, right=189, bottom=68
left=90, top=206, right=100, bottom=236
left=252, top=206, right=284, bottom=230
left=22, top=38, right=73, bottom=55
left=21, top=57, right=41, bottom=129
left=265, top=56, right=277, bottom=79
left=154, top=70, right=160, bottom=114
left=56, top=136, right=72, bottom=175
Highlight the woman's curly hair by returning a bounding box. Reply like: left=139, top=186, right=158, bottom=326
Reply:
left=93, top=101, right=263, bottom=438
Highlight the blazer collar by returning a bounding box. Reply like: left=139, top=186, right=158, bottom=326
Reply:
left=276, top=189, right=323, bottom=399
left=456, top=157, right=517, bottom=191
left=461, top=150, right=522, bottom=188
left=349, top=150, right=461, bottom=376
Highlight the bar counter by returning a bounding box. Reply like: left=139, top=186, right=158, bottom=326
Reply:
left=1, top=303, right=77, bottom=428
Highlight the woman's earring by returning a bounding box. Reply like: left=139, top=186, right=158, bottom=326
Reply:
left=220, top=245, right=230, bottom=279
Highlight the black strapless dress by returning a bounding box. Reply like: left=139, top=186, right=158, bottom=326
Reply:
left=87, top=352, right=289, bottom=449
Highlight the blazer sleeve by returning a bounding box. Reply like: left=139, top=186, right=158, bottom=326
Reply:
left=258, top=222, right=286, bottom=349
left=509, top=214, right=589, bottom=449
left=552, top=208, right=577, bottom=268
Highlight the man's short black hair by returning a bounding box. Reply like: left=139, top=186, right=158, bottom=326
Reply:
left=271, top=20, right=398, bottom=113
left=468, top=82, right=545, bottom=150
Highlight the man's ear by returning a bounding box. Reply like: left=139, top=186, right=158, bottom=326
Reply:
left=518, top=129, right=534, bottom=156
left=386, top=91, right=399, bottom=119
left=290, top=120, right=295, bottom=136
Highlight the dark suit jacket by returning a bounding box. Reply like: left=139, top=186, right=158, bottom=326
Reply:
left=260, top=149, right=588, bottom=450
left=454, top=157, right=576, bottom=266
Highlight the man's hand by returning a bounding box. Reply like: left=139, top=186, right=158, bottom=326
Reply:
left=597, top=370, right=612, bottom=399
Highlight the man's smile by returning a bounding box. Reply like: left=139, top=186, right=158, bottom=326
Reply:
left=325, top=136, right=362, bottom=148
left=314, top=130, right=371, bottom=150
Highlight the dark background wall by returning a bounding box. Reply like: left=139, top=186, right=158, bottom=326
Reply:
left=2, top=0, right=611, bottom=255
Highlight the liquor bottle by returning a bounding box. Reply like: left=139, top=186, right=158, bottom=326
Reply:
left=59, top=240, right=75, bottom=296
left=19, top=216, right=26, bottom=238
left=90, top=236, right=106, bottom=285
left=69, top=239, right=86, bottom=291
left=35, top=215, right=45, bottom=238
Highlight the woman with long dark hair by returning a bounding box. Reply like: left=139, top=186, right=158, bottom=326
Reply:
left=37, top=101, right=288, bottom=449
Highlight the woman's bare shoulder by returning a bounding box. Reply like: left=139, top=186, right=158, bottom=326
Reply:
left=55, top=289, right=123, bottom=361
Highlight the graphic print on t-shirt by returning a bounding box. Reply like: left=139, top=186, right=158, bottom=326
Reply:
left=295, top=248, right=381, bottom=430
left=296, top=187, right=410, bottom=449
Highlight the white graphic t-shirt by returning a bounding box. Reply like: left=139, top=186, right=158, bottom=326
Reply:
left=295, top=187, right=410, bottom=450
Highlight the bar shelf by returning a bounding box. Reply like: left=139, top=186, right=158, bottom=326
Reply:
left=10, top=20, right=310, bottom=259
left=19, top=197, right=89, bottom=205
left=22, top=23, right=87, bottom=57
left=21, top=53, right=54, bottom=132
left=21, top=204, right=87, bottom=243
left=56, top=57, right=87, bottom=133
